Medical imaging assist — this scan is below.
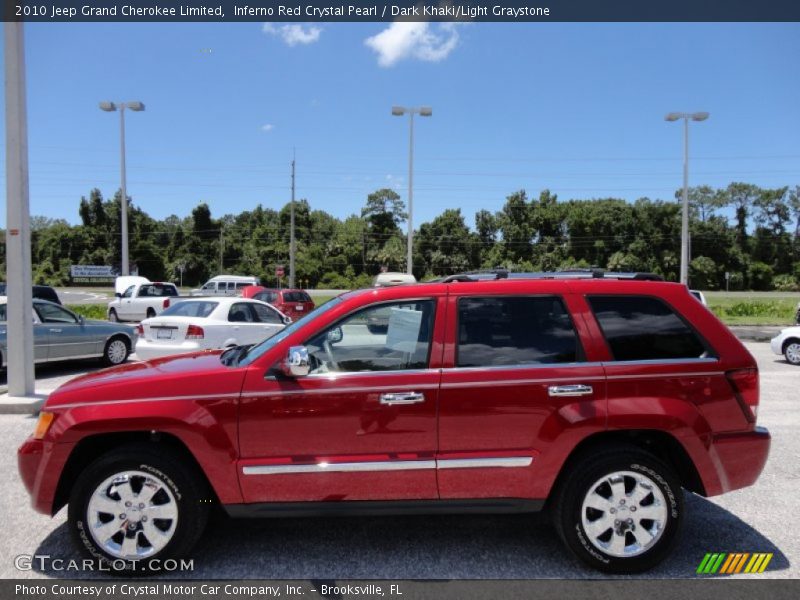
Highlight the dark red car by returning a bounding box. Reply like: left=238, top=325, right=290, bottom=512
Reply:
left=241, top=286, right=315, bottom=320
left=19, top=272, right=769, bottom=574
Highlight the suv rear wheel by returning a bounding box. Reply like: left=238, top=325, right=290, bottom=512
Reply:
left=552, top=446, right=683, bottom=573
left=68, top=444, right=210, bottom=574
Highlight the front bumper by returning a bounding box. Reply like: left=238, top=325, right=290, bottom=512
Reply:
left=18, top=437, right=74, bottom=515
left=770, top=336, right=783, bottom=356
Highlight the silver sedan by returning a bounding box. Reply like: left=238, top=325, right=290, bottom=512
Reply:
left=0, top=298, right=137, bottom=368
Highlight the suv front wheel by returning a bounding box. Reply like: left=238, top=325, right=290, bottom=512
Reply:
left=68, top=443, right=210, bottom=573
left=552, top=446, right=684, bottom=573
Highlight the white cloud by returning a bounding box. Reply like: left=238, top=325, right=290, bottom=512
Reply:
left=261, top=124, right=274, bottom=132
left=262, top=23, right=322, bottom=46
left=364, top=22, right=460, bottom=67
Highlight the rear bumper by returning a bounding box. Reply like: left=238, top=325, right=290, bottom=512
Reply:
left=18, top=437, right=74, bottom=515
left=136, top=339, right=202, bottom=360
left=703, top=426, right=771, bottom=496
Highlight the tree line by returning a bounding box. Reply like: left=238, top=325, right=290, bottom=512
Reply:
left=3, top=182, right=800, bottom=291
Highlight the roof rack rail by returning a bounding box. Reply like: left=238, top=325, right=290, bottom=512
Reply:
left=438, top=269, right=664, bottom=283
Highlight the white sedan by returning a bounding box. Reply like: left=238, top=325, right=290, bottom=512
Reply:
left=135, top=297, right=290, bottom=360
left=771, top=326, right=800, bottom=366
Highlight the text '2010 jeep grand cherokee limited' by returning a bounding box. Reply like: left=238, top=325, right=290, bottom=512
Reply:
left=18, top=273, right=770, bottom=574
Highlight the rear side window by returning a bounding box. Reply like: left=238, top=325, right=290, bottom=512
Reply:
left=161, top=301, right=218, bottom=318
left=255, top=291, right=278, bottom=303
left=457, top=296, right=582, bottom=367
left=284, top=291, right=310, bottom=302
left=588, top=295, right=708, bottom=361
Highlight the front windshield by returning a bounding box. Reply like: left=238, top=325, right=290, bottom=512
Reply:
left=237, top=296, right=343, bottom=367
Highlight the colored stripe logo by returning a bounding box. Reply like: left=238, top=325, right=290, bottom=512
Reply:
left=697, top=552, right=773, bottom=574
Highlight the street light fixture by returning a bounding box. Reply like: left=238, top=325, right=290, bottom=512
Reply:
left=100, top=100, right=145, bottom=276
left=392, top=105, right=432, bottom=275
left=665, top=111, right=709, bottom=285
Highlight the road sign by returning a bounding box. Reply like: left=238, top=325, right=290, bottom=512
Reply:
left=276, top=265, right=285, bottom=278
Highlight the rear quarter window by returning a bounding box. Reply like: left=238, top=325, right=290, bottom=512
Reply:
left=588, top=295, right=709, bottom=361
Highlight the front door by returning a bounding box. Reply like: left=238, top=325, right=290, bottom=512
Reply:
left=238, top=297, right=444, bottom=503
left=34, top=303, right=97, bottom=360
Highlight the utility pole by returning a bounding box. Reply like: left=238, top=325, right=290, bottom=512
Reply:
left=4, top=22, right=35, bottom=397
left=99, top=101, right=144, bottom=276
left=290, top=152, right=296, bottom=289
left=219, top=227, right=224, bottom=273
left=392, top=106, right=432, bottom=275
left=665, top=111, right=709, bottom=285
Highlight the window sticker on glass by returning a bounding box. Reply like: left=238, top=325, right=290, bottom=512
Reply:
left=385, top=307, right=423, bottom=353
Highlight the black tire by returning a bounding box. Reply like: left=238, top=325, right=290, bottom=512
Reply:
left=366, top=324, right=388, bottom=335
left=783, top=339, right=800, bottom=366
left=551, top=446, right=684, bottom=574
left=101, top=336, right=130, bottom=367
left=108, top=309, right=118, bottom=323
left=68, top=443, right=210, bottom=575
left=146, top=308, right=156, bottom=319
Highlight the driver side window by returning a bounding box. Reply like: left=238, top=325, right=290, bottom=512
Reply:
left=305, top=299, right=435, bottom=374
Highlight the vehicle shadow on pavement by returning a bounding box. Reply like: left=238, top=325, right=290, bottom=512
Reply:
left=31, top=493, right=788, bottom=579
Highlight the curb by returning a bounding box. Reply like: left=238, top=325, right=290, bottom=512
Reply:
left=729, top=326, right=783, bottom=343
left=0, top=393, right=47, bottom=415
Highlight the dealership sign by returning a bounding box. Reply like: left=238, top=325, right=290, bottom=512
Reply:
left=69, top=265, right=119, bottom=283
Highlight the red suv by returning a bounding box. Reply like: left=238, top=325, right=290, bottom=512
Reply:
left=241, top=286, right=315, bottom=320
left=18, top=272, right=770, bottom=574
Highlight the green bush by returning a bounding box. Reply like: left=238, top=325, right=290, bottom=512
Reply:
left=774, top=273, right=800, bottom=292
left=69, top=304, right=108, bottom=320
left=709, top=299, right=794, bottom=319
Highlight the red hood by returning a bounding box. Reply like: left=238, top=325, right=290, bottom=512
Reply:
left=45, top=351, right=247, bottom=409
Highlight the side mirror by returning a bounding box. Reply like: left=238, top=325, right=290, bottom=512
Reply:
left=283, top=345, right=309, bottom=378
left=327, top=326, right=343, bottom=344
left=115, top=292, right=122, bottom=298
left=78, top=315, right=85, bottom=325
left=282, top=316, right=292, bottom=325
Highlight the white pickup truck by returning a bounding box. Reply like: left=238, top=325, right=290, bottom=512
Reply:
left=107, top=279, right=180, bottom=322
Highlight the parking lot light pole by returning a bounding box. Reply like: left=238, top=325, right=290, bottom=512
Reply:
left=100, top=101, right=145, bottom=276
left=392, top=105, right=432, bottom=275
left=665, top=111, right=709, bottom=286
left=4, top=22, right=35, bottom=397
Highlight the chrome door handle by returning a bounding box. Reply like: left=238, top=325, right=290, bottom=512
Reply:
left=49, top=328, right=62, bottom=333
left=548, top=384, right=593, bottom=397
left=379, top=392, right=425, bottom=406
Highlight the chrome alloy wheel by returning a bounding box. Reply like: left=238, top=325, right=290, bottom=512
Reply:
left=580, top=470, right=668, bottom=558
left=106, top=339, right=128, bottom=365
left=786, top=342, right=800, bottom=365
left=86, top=470, right=178, bottom=559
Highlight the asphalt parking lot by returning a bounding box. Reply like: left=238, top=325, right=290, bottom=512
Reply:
left=0, top=342, right=796, bottom=580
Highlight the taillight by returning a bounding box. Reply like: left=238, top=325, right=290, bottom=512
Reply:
left=136, top=324, right=144, bottom=335
left=163, top=299, right=170, bottom=309
left=726, top=368, right=759, bottom=423
left=186, top=324, right=204, bottom=339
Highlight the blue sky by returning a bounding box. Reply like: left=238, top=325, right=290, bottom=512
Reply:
left=1, top=22, right=799, bottom=229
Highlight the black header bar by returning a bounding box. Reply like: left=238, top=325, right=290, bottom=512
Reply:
left=3, top=1, right=800, bottom=22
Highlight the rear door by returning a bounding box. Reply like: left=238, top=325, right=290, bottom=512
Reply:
left=437, top=292, right=607, bottom=499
